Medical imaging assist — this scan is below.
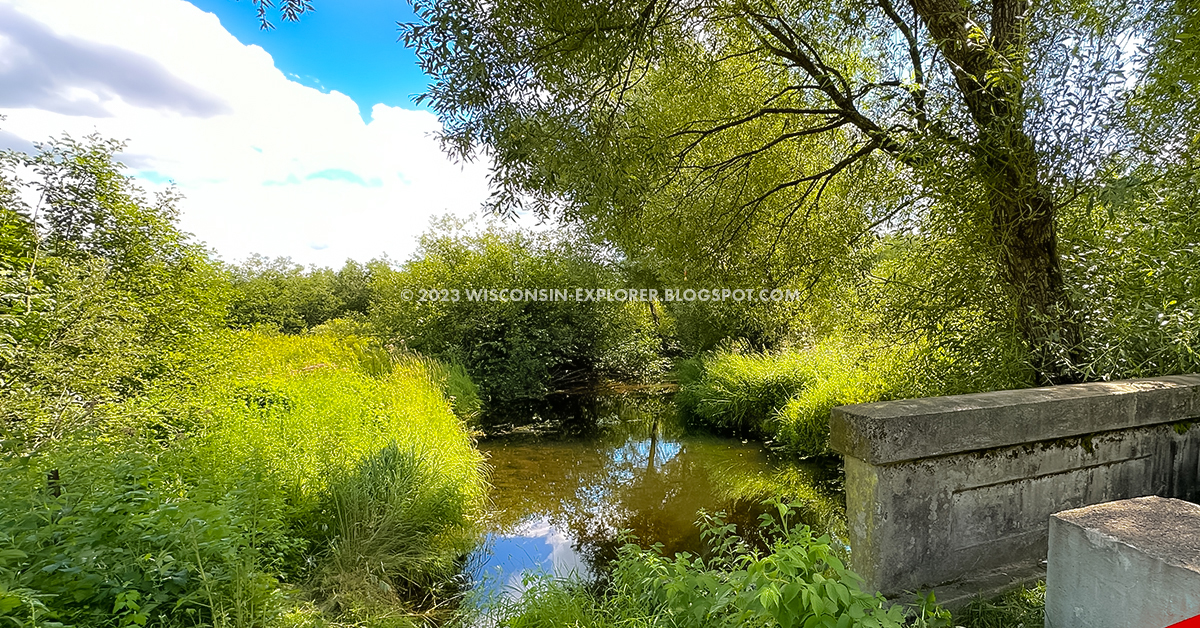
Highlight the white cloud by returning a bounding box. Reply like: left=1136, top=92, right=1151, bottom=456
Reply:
left=0, top=0, right=495, bottom=267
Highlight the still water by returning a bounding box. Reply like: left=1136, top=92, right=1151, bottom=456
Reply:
left=465, top=394, right=844, bottom=602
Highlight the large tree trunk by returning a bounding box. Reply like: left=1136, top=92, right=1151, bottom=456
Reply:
left=908, top=0, right=1083, bottom=384
left=986, top=135, right=1082, bottom=384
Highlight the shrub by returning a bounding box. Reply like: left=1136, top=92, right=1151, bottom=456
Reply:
left=0, top=443, right=295, bottom=627
left=0, top=330, right=489, bottom=626
left=227, top=257, right=374, bottom=333
left=0, top=137, right=489, bottom=626
left=370, top=217, right=666, bottom=416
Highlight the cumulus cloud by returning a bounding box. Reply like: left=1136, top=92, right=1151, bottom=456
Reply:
left=0, top=4, right=229, bottom=117
left=0, top=0, right=495, bottom=266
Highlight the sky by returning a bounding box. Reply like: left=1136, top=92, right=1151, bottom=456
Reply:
left=0, top=0, right=497, bottom=267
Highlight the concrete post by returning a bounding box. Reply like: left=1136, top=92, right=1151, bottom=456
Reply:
left=1045, top=496, right=1200, bottom=628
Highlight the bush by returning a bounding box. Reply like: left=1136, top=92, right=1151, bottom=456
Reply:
left=370, top=217, right=666, bottom=416
left=198, top=334, right=486, bottom=519
left=190, top=333, right=488, bottom=616
left=0, top=136, right=230, bottom=430
left=0, top=443, right=295, bottom=627
left=770, top=342, right=915, bottom=456
left=1060, top=166, right=1200, bottom=381
left=226, top=257, right=374, bottom=333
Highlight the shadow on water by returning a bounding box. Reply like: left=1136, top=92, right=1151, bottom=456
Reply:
left=465, top=393, right=845, bottom=605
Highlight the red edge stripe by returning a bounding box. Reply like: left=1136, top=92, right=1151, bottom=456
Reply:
left=1166, top=614, right=1200, bottom=628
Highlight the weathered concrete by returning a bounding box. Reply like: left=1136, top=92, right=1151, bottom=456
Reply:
left=829, top=375, right=1200, bottom=598
left=1045, top=496, right=1200, bottom=628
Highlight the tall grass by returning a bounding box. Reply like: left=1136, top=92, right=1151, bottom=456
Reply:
left=0, top=330, right=489, bottom=627
left=192, top=333, right=489, bottom=617
left=676, top=340, right=815, bottom=435
left=677, top=337, right=979, bottom=456
left=953, top=582, right=1045, bottom=628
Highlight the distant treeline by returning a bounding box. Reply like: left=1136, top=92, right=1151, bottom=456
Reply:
left=226, top=255, right=375, bottom=333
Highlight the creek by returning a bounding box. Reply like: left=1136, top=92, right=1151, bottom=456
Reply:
left=465, top=393, right=845, bottom=603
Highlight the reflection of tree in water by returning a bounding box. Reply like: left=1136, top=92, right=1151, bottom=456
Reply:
left=478, top=393, right=843, bottom=578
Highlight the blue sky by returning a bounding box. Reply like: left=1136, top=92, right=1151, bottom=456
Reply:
left=0, top=0, right=496, bottom=266
left=187, top=0, right=431, bottom=122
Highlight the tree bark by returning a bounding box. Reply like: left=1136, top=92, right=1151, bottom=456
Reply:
left=907, top=0, right=1083, bottom=384
left=985, top=130, right=1082, bottom=384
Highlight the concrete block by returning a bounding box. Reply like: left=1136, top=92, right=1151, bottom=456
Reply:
left=831, top=375, right=1200, bottom=465
left=828, top=376, right=1200, bottom=598
left=1046, top=496, right=1200, bottom=628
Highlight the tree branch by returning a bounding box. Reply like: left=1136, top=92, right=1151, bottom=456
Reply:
left=878, top=0, right=929, bottom=129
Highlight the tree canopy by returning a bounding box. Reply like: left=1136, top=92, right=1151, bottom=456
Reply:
left=389, top=0, right=1196, bottom=383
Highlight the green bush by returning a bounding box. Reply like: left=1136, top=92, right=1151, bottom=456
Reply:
left=0, top=136, right=230, bottom=433
left=0, top=443, right=295, bottom=627
left=370, top=218, right=666, bottom=416
left=1059, top=166, right=1200, bottom=381
left=227, top=257, right=374, bottom=333
left=769, top=342, right=916, bottom=456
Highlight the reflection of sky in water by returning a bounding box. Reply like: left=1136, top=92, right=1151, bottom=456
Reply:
left=463, top=399, right=820, bottom=613
left=468, top=516, right=590, bottom=601
left=466, top=431, right=702, bottom=609
left=610, top=439, right=681, bottom=480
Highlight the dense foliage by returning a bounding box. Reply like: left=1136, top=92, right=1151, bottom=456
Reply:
left=1, top=136, right=230, bottom=421
left=0, top=137, right=488, bottom=627
left=394, top=0, right=1200, bottom=387
left=369, top=218, right=667, bottom=414
left=227, top=257, right=373, bottom=334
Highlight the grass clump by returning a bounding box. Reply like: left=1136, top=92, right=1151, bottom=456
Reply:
left=676, top=334, right=1025, bottom=457
left=953, top=582, right=1045, bottom=628
left=676, top=341, right=815, bottom=435
left=677, top=338, right=916, bottom=456
left=194, top=333, right=489, bottom=620
left=769, top=341, right=915, bottom=456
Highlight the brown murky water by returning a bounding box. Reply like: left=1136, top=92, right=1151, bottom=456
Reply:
left=465, top=394, right=844, bottom=602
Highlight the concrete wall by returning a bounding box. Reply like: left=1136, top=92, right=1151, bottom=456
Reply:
left=829, top=375, right=1200, bottom=598
left=1045, top=496, right=1200, bottom=628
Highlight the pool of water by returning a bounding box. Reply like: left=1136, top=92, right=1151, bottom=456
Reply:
left=465, top=394, right=843, bottom=603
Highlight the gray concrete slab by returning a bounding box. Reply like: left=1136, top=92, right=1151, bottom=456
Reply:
left=831, top=375, right=1200, bottom=465
left=1045, top=496, right=1200, bottom=628
left=828, top=376, right=1200, bottom=598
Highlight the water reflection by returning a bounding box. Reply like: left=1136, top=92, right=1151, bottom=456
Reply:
left=467, top=394, right=843, bottom=602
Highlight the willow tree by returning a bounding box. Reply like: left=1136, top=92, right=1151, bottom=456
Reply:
left=392, top=0, right=1164, bottom=383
